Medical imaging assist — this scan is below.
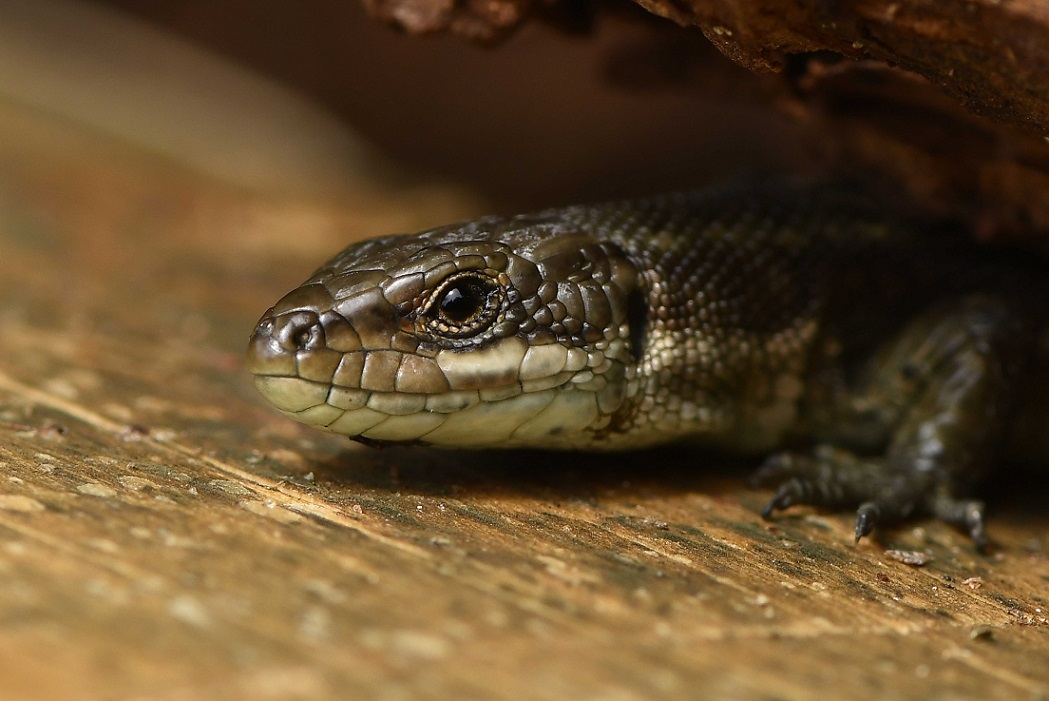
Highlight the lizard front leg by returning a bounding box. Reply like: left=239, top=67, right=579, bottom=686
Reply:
left=755, top=294, right=1037, bottom=550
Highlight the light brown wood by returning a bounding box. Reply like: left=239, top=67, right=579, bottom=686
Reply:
left=0, top=91, right=1046, bottom=701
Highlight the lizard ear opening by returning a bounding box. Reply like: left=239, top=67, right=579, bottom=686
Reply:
left=626, top=288, right=648, bottom=363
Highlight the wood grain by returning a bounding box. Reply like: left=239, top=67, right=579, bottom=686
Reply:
left=0, top=92, right=1046, bottom=701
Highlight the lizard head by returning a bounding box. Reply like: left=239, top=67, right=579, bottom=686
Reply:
left=246, top=211, right=644, bottom=449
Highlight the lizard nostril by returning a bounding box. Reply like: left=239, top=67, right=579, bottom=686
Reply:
left=292, top=327, right=313, bottom=348
left=275, top=311, right=325, bottom=352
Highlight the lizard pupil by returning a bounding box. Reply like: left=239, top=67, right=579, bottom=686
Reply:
left=422, top=271, right=504, bottom=340
left=439, top=282, right=485, bottom=323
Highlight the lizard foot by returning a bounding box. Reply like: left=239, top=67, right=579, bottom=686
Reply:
left=752, top=446, right=986, bottom=549
left=930, top=494, right=988, bottom=552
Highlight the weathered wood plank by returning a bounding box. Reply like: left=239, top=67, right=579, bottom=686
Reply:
left=0, top=96, right=1046, bottom=701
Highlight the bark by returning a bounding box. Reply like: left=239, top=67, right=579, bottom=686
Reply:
left=362, top=0, right=1049, bottom=243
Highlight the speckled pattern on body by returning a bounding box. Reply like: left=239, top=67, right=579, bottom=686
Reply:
left=247, top=184, right=1049, bottom=547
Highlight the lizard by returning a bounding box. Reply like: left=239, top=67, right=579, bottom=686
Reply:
left=246, top=183, right=1049, bottom=550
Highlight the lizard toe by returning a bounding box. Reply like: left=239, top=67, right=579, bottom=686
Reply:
left=854, top=502, right=881, bottom=541
left=750, top=452, right=803, bottom=487
left=932, top=495, right=988, bottom=551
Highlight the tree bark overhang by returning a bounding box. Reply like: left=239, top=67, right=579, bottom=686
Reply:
left=363, top=0, right=1049, bottom=248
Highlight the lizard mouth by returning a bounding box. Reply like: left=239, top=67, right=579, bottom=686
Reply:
left=253, top=375, right=598, bottom=447
left=247, top=309, right=611, bottom=447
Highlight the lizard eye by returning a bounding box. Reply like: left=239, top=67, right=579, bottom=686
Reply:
left=423, top=272, right=503, bottom=338
left=438, top=281, right=485, bottom=322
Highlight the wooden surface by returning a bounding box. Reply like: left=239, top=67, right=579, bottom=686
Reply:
left=1, top=93, right=1048, bottom=701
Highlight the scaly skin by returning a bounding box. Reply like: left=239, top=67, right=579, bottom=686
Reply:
left=247, top=184, right=1048, bottom=548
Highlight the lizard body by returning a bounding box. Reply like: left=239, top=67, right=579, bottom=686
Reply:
left=247, top=184, right=1049, bottom=547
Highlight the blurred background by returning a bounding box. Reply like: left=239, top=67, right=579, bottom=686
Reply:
left=2, top=0, right=809, bottom=214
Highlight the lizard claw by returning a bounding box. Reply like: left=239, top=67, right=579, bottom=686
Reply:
left=854, top=502, right=880, bottom=542
left=761, top=477, right=831, bottom=520
left=966, top=508, right=988, bottom=553
left=932, top=496, right=989, bottom=552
